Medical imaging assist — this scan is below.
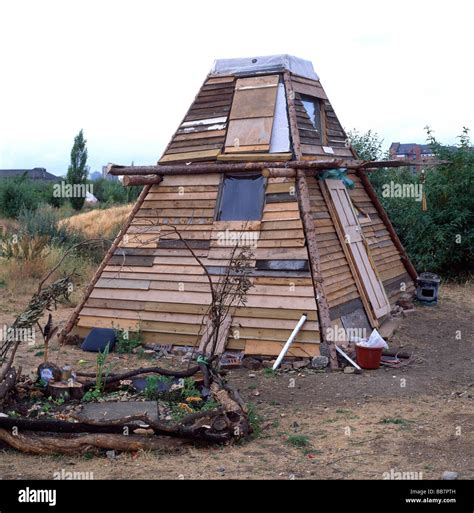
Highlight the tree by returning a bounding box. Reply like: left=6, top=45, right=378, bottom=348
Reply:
left=347, top=128, right=384, bottom=161
left=363, top=127, right=473, bottom=277
left=67, top=129, right=88, bottom=211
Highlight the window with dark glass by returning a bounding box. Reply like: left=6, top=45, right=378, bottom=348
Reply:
left=216, top=174, right=265, bottom=221
left=300, top=94, right=321, bottom=135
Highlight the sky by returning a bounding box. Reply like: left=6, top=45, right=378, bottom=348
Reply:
left=0, top=0, right=473, bottom=176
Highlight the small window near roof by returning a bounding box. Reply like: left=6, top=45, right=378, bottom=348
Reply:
left=217, top=174, right=265, bottom=221
left=300, top=95, right=321, bottom=135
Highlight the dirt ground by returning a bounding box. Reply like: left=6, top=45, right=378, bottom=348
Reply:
left=0, top=282, right=472, bottom=480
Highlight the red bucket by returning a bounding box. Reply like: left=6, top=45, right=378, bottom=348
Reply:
left=355, top=345, right=383, bottom=370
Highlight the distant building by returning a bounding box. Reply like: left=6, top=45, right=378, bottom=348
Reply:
left=389, top=143, right=436, bottom=173
left=89, top=171, right=103, bottom=181
left=0, top=167, right=59, bottom=181
left=102, top=165, right=119, bottom=182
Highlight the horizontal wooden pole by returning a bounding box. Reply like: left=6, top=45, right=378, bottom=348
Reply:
left=108, top=158, right=445, bottom=178
left=123, top=175, right=163, bottom=186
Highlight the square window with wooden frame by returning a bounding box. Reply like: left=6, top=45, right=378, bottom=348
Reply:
left=216, top=174, right=265, bottom=221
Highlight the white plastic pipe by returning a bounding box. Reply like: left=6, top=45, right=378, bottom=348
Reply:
left=272, top=313, right=308, bottom=370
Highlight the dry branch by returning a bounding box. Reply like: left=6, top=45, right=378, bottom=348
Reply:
left=0, top=429, right=187, bottom=455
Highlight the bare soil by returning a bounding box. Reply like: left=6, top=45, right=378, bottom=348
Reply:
left=0, top=282, right=472, bottom=480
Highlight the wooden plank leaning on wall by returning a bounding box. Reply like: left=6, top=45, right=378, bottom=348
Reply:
left=283, top=71, right=338, bottom=369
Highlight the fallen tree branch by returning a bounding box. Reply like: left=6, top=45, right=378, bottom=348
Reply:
left=82, top=364, right=202, bottom=389
left=0, top=429, right=188, bottom=455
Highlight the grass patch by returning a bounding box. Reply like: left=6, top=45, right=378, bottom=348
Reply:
left=286, top=434, right=310, bottom=448
left=263, top=368, right=277, bottom=378
left=247, top=403, right=263, bottom=438
left=380, top=417, right=416, bottom=429
left=60, top=204, right=132, bottom=240
left=114, top=327, right=143, bottom=354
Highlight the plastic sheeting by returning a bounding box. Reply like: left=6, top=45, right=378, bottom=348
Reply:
left=211, top=54, right=319, bottom=81
left=269, top=82, right=290, bottom=153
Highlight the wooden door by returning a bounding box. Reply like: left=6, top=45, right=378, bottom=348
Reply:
left=325, top=179, right=391, bottom=319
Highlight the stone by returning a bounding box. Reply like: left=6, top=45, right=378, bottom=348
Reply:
left=133, top=428, right=154, bottom=436
left=248, top=373, right=256, bottom=379
left=262, top=360, right=275, bottom=369
left=241, top=357, right=262, bottom=370
left=343, top=366, right=356, bottom=374
left=311, top=356, right=329, bottom=370
left=319, top=344, right=330, bottom=358
left=379, top=318, right=401, bottom=341
left=442, top=471, right=458, bottom=480
left=106, top=450, right=116, bottom=460
left=76, top=401, right=159, bottom=424
left=253, top=389, right=260, bottom=397
left=292, top=358, right=310, bottom=370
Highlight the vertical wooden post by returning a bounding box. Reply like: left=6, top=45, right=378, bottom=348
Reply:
left=283, top=72, right=338, bottom=369
left=57, top=183, right=154, bottom=344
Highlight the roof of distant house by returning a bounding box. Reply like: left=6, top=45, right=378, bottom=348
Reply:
left=391, top=143, right=433, bottom=155
left=0, top=168, right=59, bottom=181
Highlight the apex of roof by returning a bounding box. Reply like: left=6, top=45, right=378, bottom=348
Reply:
left=0, top=168, right=58, bottom=181
left=211, top=54, right=319, bottom=81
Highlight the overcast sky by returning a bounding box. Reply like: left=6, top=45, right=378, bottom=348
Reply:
left=0, top=0, right=472, bottom=176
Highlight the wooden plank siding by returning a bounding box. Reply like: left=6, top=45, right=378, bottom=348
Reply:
left=73, top=173, right=321, bottom=357
left=158, top=76, right=235, bottom=163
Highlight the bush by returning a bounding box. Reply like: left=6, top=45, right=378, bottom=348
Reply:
left=17, top=206, right=81, bottom=246
left=350, top=127, right=473, bottom=278
left=91, top=178, right=142, bottom=205
left=0, top=176, right=41, bottom=218
left=369, top=128, right=474, bottom=277
left=114, top=327, right=143, bottom=354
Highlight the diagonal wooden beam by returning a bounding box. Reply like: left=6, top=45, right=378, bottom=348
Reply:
left=57, top=182, right=157, bottom=344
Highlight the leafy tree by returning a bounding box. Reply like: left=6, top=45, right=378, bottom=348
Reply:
left=91, top=178, right=142, bottom=206
left=361, top=127, right=473, bottom=277
left=66, top=129, right=88, bottom=211
left=347, top=129, right=384, bottom=161
left=0, top=175, right=40, bottom=218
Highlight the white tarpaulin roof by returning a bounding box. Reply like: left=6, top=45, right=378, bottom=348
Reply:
left=211, top=54, right=319, bottom=81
